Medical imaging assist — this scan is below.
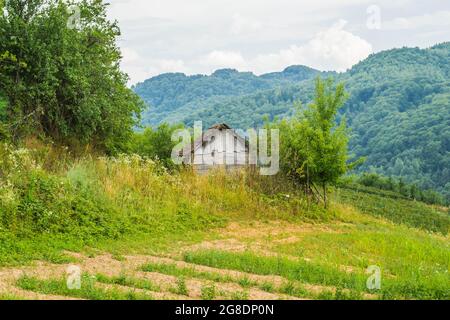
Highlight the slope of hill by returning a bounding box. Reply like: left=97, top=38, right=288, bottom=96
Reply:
left=134, top=43, right=450, bottom=199
left=0, top=148, right=448, bottom=300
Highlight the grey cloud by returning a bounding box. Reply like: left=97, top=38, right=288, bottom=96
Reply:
left=108, top=0, right=450, bottom=84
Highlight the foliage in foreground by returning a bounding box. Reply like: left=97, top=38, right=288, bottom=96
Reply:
left=1, top=142, right=449, bottom=301
left=0, top=0, right=143, bottom=153
left=129, top=122, right=184, bottom=167
left=0, top=142, right=323, bottom=265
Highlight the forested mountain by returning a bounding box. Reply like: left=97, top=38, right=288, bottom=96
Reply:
left=133, top=66, right=320, bottom=125
left=134, top=43, right=450, bottom=199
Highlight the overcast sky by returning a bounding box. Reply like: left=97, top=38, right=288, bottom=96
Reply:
left=106, top=0, right=450, bottom=84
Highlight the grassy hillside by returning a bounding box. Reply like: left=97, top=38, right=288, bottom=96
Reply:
left=334, top=185, right=449, bottom=234
left=0, top=143, right=448, bottom=300
left=134, top=44, right=450, bottom=200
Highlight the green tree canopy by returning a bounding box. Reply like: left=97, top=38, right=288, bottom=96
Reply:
left=130, top=123, right=184, bottom=167
left=276, top=77, right=356, bottom=206
left=0, top=0, right=143, bottom=153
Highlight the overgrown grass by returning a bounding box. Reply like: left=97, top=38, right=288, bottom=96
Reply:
left=335, top=186, right=450, bottom=234
left=1, top=145, right=322, bottom=266
left=16, top=274, right=154, bottom=300
left=0, top=150, right=262, bottom=265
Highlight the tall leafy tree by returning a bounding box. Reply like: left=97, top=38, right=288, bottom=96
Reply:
left=305, top=78, right=352, bottom=205
left=0, top=0, right=143, bottom=153
left=277, top=77, right=357, bottom=206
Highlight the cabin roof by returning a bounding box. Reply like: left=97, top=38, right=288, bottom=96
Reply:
left=181, top=123, right=247, bottom=158
left=208, top=123, right=231, bottom=130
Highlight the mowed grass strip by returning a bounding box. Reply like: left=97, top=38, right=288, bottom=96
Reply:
left=95, top=274, right=161, bottom=292
left=273, top=228, right=449, bottom=278
left=16, top=275, right=154, bottom=300
left=141, top=262, right=239, bottom=284
left=183, top=250, right=367, bottom=291
left=142, top=262, right=280, bottom=296
left=183, top=250, right=450, bottom=300
left=140, top=261, right=353, bottom=300
left=0, top=294, right=25, bottom=300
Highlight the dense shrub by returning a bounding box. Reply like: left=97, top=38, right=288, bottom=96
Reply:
left=129, top=123, right=184, bottom=168
left=0, top=160, right=129, bottom=240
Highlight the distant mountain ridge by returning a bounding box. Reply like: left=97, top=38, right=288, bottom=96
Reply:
left=133, top=65, right=320, bottom=126
left=134, top=43, right=450, bottom=199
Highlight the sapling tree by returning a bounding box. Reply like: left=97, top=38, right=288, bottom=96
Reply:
left=304, top=77, right=350, bottom=206
left=277, top=77, right=359, bottom=207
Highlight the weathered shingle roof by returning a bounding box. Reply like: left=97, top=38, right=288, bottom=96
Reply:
left=208, top=123, right=231, bottom=130
left=180, top=123, right=247, bottom=161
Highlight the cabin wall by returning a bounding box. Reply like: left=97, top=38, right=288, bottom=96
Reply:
left=193, top=130, right=247, bottom=166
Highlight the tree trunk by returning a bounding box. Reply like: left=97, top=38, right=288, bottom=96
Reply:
left=323, top=182, right=327, bottom=209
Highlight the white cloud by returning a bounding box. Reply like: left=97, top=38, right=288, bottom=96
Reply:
left=124, top=20, right=373, bottom=81
left=289, top=19, right=372, bottom=72
left=200, top=20, right=373, bottom=75
left=158, top=59, right=187, bottom=73
left=108, top=0, right=448, bottom=84
left=201, top=50, right=247, bottom=70
left=383, top=11, right=450, bottom=30
left=120, top=47, right=189, bottom=83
